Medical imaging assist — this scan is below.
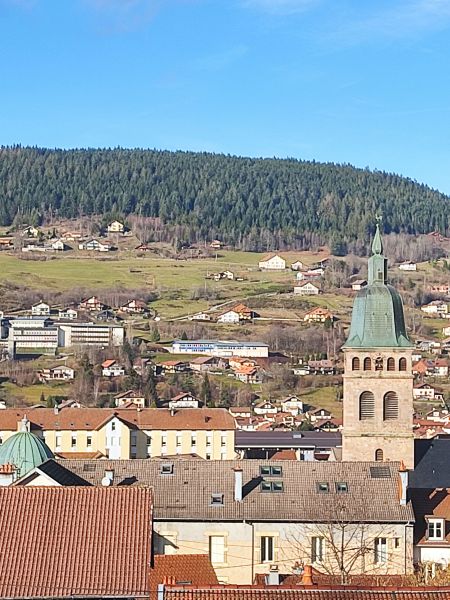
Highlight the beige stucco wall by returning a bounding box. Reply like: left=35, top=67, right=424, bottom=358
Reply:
left=154, top=520, right=414, bottom=584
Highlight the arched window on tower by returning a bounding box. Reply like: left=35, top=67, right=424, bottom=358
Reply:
left=375, top=448, right=384, bottom=462
left=399, top=357, right=407, bottom=372
left=363, top=357, right=372, bottom=371
left=387, top=357, right=395, bottom=371
left=375, top=356, right=383, bottom=371
left=352, top=357, right=360, bottom=371
left=359, top=391, right=375, bottom=420
left=383, top=391, right=399, bottom=420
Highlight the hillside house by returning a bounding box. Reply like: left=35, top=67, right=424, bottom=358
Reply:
left=132, top=357, right=152, bottom=376
left=308, top=359, right=335, bottom=375
left=79, top=296, right=107, bottom=312
left=309, top=407, right=333, bottom=422
left=168, top=392, right=200, bottom=409
left=0, top=237, right=13, bottom=249
left=21, top=225, right=39, bottom=238
left=120, top=299, right=149, bottom=314
left=435, top=358, right=449, bottom=377
left=31, top=302, right=50, bottom=316
left=58, top=307, right=78, bottom=320
left=421, top=300, right=449, bottom=317
left=296, top=268, right=325, bottom=281
left=234, top=366, right=262, bottom=384
left=413, top=359, right=434, bottom=377
left=290, top=260, right=305, bottom=271
left=293, top=282, right=320, bottom=296
left=303, top=307, right=334, bottom=323
left=258, top=254, right=286, bottom=270
left=107, top=220, right=124, bottom=234
left=38, top=365, right=75, bottom=382
left=114, top=389, right=146, bottom=408
left=78, top=239, right=110, bottom=252
left=160, top=360, right=190, bottom=374
left=210, top=239, right=223, bottom=249
left=412, top=487, right=450, bottom=569
left=229, top=357, right=257, bottom=370
left=102, top=360, right=126, bottom=377
left=399, top=261, right=417, bottom=271
left=280, top=396, right=304, bottom=416
left=352, top=279, right=367, bottom=291
left=217, top=303, right=257, bottom=323
left=228, top=407, right=252, bottom=418
left=254, top=400, right=277, bottom=415
left=190, top=356, right=219, bottom=372
left=189, top=312, right=214, bottom=322
left=425, top=408, right=449, bottom=422
left=429, top=284, right=450, bottom=295
left=413, top=383, right=437, bottom=400
left=61, top=231, right=83, bottom=242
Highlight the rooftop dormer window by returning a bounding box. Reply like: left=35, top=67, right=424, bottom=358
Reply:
left=261, top=481, right=284, bottom=493
left=160, top=463, right=174, bottom=475
left=427, top=518, right=445, bottom=541
left=317, top=482, right=329, bottom=493
left=336, top=482, right=348, bottom=493
left=260, top=465, right=283, bottom=477
left=210, top=493, right=224, bottom=506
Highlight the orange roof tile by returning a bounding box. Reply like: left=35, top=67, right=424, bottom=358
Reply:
left=0, top=486, right=152, bottom=598
left=150, top=555, right=218, bottom=598
left=0, top=407, right=236, bottom=432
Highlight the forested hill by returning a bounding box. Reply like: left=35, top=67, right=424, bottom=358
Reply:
left=0, top=146, right=448, bottom=245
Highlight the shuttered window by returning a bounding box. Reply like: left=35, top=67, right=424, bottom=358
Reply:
left=363, top=357, right=372, bottom=371
left=399, top=357, right=407, bottom=371
left=352, top=357, right=360, bottom=370
left=383, top=391, right=399, bottom=420
left=387, top=357, right=395, bottom=371
left=359, top=391, right=375, bottom=420
left=375, top=448, right=384, bottom=461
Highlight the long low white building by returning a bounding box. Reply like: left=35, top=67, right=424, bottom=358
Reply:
left=171, top=339, right=269, bottom=358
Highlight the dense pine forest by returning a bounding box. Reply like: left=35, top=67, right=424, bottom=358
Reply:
left=0, top=146, right=448, bottom=249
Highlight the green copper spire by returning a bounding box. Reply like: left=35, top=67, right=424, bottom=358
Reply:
left=343, top=221, right=412, bottom=349
left=368, top=221, right=387, bottom=285
left=371, top=221, right=383, bottom=255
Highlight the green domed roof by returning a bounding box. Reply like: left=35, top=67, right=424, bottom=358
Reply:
left=343, top=223, right=413, bottom=349
left=0, top=423, right=54, bottom=476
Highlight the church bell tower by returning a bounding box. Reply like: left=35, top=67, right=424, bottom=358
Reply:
left=342, top=223, right=414, bottom=468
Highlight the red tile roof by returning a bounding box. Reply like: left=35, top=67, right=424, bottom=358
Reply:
left=0, top=407, right=236, bottom=431
left=163, top=585, right=450, bottom=599
left=0, top=486, right=152, bottom=598
left=150, top=555, right=218, bottom=598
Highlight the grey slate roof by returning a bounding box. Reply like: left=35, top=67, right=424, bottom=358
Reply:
left=15, top=458, right=91, bottom=486
left=235, top=430, right=342, bottom=449
left=410, top=438, right=450, bottom=488
left=60, top=459, right=413, bottom=523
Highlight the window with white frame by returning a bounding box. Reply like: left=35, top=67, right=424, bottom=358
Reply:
left=311, top=536, right=324, bottom=562
left=427, top=518, right=445, bottom=541
left=209, top=535, right=226, bottom=565
left=71, top=435, right=77, bottom=448
left=206, top=434, right=212, bottom=447
left=55, top=434, right=62, bottom=450
left=374, top=537, right=387, bottom=563
left=260, top=536, right=274, bottom=563
left=86, top=435, right=92, bottom=447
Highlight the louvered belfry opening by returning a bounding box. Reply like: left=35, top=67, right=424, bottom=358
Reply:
left=375, top=448, right=384, bottom=462
left=383, top=391, right=399, bottom=420
left=363, top=357, right=372, bottom=371
left=359, top=391, right=375, bottom=420
left=387, top=357, right=395, bottom=371
left=399, top=357, right=407, bottom=371
left=352, top=357, right=360, bottom=370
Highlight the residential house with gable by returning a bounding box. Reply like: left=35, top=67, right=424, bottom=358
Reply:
left=294, top=282, right=321, bottom=296
left=45, top=459, right=415, bottom=585
left=304, top=307, right=334, bottom=324
left=31, top=301, right=50, bottom=316
left=101, top=359, right=126, bottom=377
left=0, top=407, right=236, bottom=460
left=258, top=254, right=286, bottom=270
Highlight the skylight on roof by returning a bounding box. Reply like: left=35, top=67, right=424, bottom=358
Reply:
left=210, top=493, right=224, bottom=506
left=369, top=466, right=391, bottom=479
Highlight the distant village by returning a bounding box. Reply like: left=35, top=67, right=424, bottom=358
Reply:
left=0, top=222, right=449, bottom=598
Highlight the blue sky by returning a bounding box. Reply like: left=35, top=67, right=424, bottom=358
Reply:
left=1, top=0, right=450, bottom=194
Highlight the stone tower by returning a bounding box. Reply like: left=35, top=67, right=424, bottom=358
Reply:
left=342, top=223, right=414, bottom=468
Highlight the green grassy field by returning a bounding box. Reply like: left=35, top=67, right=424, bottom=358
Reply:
left=2, top=382, right=71, bottom=404
left=298, top=385, right=343, bottom=418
